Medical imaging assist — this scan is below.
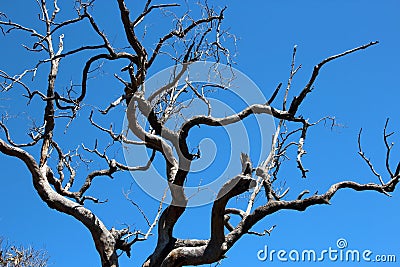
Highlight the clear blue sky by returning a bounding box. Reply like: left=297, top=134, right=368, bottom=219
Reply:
left=1, top=1, right=400, bottom=266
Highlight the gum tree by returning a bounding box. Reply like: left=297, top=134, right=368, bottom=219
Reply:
left=0, top=1, right=398, bottom=267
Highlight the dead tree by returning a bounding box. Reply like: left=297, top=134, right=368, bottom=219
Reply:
left=0, top=238, right=48, bottom=267
left=0, top=1, right=398, bottom=267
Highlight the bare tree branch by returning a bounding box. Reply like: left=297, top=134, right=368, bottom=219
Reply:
left=358, top=128, right=385, bottom=185
left=0, top=2, right=395, bottom=267
left=288, top=41, right=379, bottom=115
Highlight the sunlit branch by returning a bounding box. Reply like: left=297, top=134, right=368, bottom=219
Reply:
left=288, top=41, right=379, bottom=115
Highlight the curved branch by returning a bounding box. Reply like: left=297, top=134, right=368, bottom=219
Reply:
left=151, top=175, right=255, bottom=267
left=0, top=138, right=118, bottom=265
left=133, top=3, right=180, bottom=28
left=0, top=121, right=41, bottom=147
left=0, top=20, right=43, bottom=38
left=79, top=52, right=138, bottom=103
left=225, top=176, right=399, bottom=250
left=147, top=63, right=190, bottom=103
left=288, top=41, right=379, bottom=115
